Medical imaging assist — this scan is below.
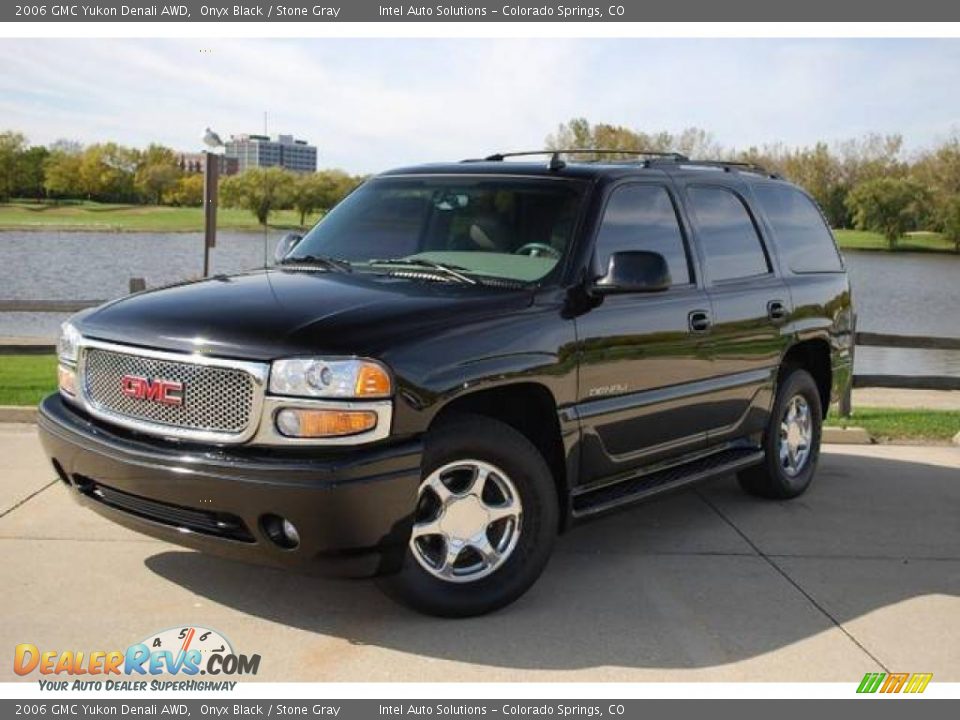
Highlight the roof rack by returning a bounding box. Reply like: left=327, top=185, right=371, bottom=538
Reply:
left=646, top=158, right=780, bottom=178
left=460, top=150, right=780, bottom=178
left=462, top=149, right=690, bottom=171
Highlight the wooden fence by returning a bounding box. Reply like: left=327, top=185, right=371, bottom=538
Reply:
left=838, top=331, right=960, bottom=415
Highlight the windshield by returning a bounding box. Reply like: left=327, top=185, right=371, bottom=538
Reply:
left=289, top=175, right=586, bottom=284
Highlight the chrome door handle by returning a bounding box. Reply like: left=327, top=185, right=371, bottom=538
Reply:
left=768, top=300, right=787, bottom=322
left=688, top=310, right=711, bottom=333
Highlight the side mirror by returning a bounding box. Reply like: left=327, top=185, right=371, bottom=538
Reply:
left=592, top=251, right=671, bottom=294
left=273, top=233, right=303, bottom=264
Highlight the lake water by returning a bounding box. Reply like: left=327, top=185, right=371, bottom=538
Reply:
left=0, top=230, right=957, bottom=377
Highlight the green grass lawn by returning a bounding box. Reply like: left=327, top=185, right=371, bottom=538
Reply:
left=0, top=355, right=57, bottom=406
left=826, top=407, right=960, bottom=442
left=834, top=229, right=958, bottom=253
left=0, top=200, right=323, bottom=233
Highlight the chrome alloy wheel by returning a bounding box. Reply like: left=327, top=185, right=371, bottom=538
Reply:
left=410, top=460, right=523, bottom=583
left=779, top=394, right=813, bottom=477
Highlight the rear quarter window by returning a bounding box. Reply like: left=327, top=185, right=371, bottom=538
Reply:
left=752, top=184, right=844, bottom=273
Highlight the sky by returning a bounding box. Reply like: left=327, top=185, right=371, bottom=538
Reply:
left=0, top=38, right=958, bottom=174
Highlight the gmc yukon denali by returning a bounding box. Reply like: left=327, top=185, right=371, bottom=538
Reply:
left=38, top=151, right=854, bottom=617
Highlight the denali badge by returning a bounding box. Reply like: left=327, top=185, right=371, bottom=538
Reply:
left=120, top=375, right=185, bottom=406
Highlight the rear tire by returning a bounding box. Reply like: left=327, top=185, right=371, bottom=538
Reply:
left=378, top=414, right=559, bottom=617
left=738, top=367, right=823, bottom=500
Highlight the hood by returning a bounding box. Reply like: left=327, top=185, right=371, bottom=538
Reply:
left=76, top=269, right=533, bottom=361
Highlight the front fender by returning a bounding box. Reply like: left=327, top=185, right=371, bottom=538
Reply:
left=382, top=302, right=579, bottom=437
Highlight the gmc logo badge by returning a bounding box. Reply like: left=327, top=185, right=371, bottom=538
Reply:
left=120, top=375, right=185, bottom=406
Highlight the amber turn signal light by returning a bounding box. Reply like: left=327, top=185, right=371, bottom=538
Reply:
left=355, top=363, right=392, bottom=397
left=275, top=408, right=378, bottom=438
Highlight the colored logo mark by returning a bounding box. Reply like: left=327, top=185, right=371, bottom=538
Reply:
left=857, top=672, right=933, bottom=694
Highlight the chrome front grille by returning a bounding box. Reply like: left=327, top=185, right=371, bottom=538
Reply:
left=77, top=341, right=268, bottom=443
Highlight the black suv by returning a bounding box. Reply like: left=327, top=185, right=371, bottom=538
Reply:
left=39, top=151, right=854, bottom=617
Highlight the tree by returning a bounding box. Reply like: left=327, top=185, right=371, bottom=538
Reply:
left=290, top=169, right=355, bottom=226
left=220, top=167, right=296, bottom=225
left=135, top=144, right=181, bottom=204
left=845, top=177, right=929, bottom=248
left=49, top=138, right=82, bottom=155
left=43, top=147, right=84, bottom=199
left=836, top=134, right=905, bottom=188
left=914, top=136, right=960, bottom=198
left=779, top=143, right=847, bottom=227
left=545, top=118, right=718, bottom=160
left=77, top=143, right=138, bottom=202
left=15, top=145, right=50, bottom=198
left=546, top=117, right=593, bottom=150
left=166, top=174, right=204, bottom=206
left=0, top=131, right=28, bottom=201
left=911, top=135, right=960, bottom=239
left=941, top=196, right=960, bottom=253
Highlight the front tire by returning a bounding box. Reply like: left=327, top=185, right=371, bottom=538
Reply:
left=379, top=414, right=558, bottom=617
left=738, top=367, right=823, bottom=499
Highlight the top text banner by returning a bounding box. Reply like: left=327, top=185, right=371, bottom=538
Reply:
left=5, top=0, right=960, bottom=22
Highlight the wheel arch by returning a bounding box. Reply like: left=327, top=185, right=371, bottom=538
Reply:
left=427, top=382, right=569, bottom=528
left=781, top=337, right=832, bottom=417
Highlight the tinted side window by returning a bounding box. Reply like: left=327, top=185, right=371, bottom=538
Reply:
left=687, top=186, right=769, bottom=282
left=753, top=184, right=844, bottom=273
left=594, top=185, right=691, bottom=286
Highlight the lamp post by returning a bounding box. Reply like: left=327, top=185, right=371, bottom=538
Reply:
left=202, top=128, right=225, bottom=277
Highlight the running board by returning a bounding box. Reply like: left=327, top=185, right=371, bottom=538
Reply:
left=571, top=447, right=763, bottom=518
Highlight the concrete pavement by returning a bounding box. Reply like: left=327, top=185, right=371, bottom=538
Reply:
left=1, top=425, right=958, bottom=682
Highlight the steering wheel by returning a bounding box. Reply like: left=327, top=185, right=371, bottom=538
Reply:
left=514, top=243, right=561, bottom=259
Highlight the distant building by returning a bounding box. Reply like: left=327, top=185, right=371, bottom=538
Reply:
left=177, top=153, right=239, bottom=176
left=224, top=134, right=318, bottom=173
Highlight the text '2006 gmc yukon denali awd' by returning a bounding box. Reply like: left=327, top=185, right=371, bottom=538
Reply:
left=39, top=150, right=854, bottom=617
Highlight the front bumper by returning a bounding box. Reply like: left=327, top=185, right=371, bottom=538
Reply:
left=37, top=394, right=422, bottom=578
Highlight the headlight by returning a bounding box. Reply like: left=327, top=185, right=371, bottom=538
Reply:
left=269, top=358, right=392, bottom=399
left=57, top=321, right=82, bottom=364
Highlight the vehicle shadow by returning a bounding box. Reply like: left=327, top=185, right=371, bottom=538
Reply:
left=145, top=450, right=960, bottom=672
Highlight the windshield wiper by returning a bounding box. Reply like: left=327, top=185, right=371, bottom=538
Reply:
left=367, top=258, right=478, bottom=285
left=279, top=254, right=352, bottom=273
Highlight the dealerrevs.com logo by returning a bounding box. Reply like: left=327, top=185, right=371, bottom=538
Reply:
left=14, top=626, right=260, bottom=691
left=857, top=672, right=933, bottom=694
